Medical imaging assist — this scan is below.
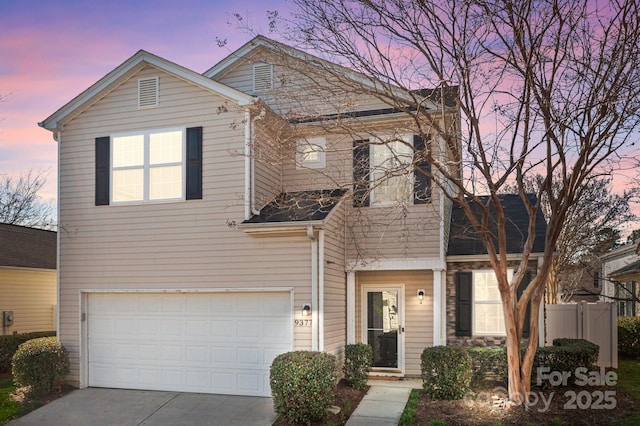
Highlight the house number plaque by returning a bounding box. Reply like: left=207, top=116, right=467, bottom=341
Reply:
left=294, top=319, right=312, bottom=327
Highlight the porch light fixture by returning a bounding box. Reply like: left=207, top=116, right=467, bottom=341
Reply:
left=417, top=289, right=425, bottom=304
left=302, top=303, right=311, bottom=316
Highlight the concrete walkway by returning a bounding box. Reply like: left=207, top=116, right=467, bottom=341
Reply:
left=346, top=379, right=421, bottom=426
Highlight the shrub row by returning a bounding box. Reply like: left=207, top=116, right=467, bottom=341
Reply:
left=12, top=337, right=70, bottom=399
left=422, top=339, right=600, bottom=399
left=0, top=331, right=56, bottom=373
left=618, top=316, right=640, bottom=358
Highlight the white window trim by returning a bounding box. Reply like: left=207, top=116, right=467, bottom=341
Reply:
left=472, top=269, right=513, bottom=336
left=369, top=134, right=414, bottom=207
left=110, top=127, right=186, bottom=205
left=296, top=136, right=326, bottom=169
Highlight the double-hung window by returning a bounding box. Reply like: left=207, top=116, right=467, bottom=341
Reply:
left=296, top=136, right=326, bottom=169
left=370, top=135, right=413, bottom=206
left=473, top=269, right=512, bottom=336
left=111, top=128, right=184, bottom=203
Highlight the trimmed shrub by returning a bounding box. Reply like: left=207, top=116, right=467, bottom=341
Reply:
left=421, top=346, right=472, bottom=400
left=468, top=347, right=508, bottom=386
left=11, top=337, right=70, bottom=399
left=0, top=331, right=56, bottom=373
left=618, top=316, right=640, bottom=359
left=270, top=351, right=338, bottom=424
left=343, top=343, right=372, bottom=390
left=533, top=339, right=599, bottom=386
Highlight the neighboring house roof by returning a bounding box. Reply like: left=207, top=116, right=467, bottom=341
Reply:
left=39, top=50, right=255, bottom=132
left=608, top=260, right=640, bottom=281
left=0, top=223, right=56, bottom=269
left=447, top=194, right=547, bottom=256
left=242, top=189, right=347, bottom=224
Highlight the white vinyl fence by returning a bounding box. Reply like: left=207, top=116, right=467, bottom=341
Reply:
left=545, top=301, right=617, bottom=368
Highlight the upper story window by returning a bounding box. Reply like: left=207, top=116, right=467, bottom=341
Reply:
left=112, top=128, right=184, bottom=203
left=296, top=136, right=326, bottom=169
left=370, top=136, right=413, bottom=206
left=95, top=127, right=202, bottom=206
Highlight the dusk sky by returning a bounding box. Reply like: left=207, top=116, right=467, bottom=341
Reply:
left=0, top=0, right=288, bottom=201
left=2, top=0, right=639, bottom=230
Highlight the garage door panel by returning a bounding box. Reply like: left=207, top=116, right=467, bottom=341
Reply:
left=88, top=292, right=292, bottom=396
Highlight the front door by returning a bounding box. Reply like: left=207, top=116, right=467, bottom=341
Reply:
left=363, top=286, right=403, bottom=374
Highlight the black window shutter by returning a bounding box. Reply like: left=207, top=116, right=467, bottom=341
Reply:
left=518, top=270, right=533, bottom=338
left=413, top=134, right=431, bottom=204
left=186, top=126, right=203, bottom=200
left=352, top=140, right=370, bottom=207
left=95, top=136, right=110, bottom=206
left=455, top=271, right=473, bottom=336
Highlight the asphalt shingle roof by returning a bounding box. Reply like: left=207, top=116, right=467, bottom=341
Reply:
left=242, top=189, right=347, bottom=224
left=447, top=194, right=547, bottom=256
left=0, top=223, right=56, bottom=269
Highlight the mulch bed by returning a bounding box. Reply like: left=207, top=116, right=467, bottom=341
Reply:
left=412, top=383, right=638, bottom=425
left=273, top=379, right=368, bottom=426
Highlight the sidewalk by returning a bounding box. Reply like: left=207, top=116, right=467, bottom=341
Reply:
left=345, top=379, right=421, bottom=426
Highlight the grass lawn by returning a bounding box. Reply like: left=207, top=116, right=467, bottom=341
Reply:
left=614, top=359, right=640, bottom=426
left=0, top=377, right=44, bottom=425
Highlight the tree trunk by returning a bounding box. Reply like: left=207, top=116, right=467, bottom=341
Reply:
left=545, top=256, right=559, bottom=304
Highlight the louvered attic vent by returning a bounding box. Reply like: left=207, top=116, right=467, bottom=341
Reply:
left=138, top=77, right=159, bottom=108
left=253, top=64, right=273, bottom=92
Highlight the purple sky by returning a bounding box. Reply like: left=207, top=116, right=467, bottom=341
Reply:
left=0, top=0, right=289, bottom=200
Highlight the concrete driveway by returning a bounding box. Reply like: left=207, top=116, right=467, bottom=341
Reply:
left=8, top=388, right=276, bottom=426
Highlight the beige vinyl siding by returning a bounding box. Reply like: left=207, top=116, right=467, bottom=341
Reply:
left=253, top=123, right=283, bottom=208
left=58, top=66, right=314, bottom=385
left=356, top=270, right=433, bottom=377
left=213, top=48, right=393, bottom=116
left=0, top=268, right=56, bottom=334
left=321, top=201, right=347, bottom=360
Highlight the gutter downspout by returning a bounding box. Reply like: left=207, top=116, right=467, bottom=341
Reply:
left=250, top=109, right=266, bottom=217
left=318, top=229, right=325, bottom=351
left=244, top=110, right=252, bottom=220
left=55, top=129, right=62, bottom=342
left=307, top=225, right=319, bottom=351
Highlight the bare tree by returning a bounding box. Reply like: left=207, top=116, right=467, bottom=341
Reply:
left=506, top=175, right=636, bottom=303
left=0, top=170, right=55, bottom=229
left=255, top=0, right=640, bottom=402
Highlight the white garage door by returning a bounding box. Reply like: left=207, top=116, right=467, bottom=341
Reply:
left=87, top=292, right=292, bottom=397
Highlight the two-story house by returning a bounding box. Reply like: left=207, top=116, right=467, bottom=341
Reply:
left=40, top=36, right=545, bottom=397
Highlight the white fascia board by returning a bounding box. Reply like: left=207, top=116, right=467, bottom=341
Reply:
left=347, top=257, right=446, bottom=271
left=40, top=50, right=255, bottom=132
left=445, top=252, right=546, bottom=262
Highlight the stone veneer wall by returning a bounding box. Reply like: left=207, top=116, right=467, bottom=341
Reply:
left=446, top=259, right=538, bottom=347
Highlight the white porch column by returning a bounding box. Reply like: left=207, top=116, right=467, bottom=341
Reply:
left=433, top=269, right=447, bottom=346
left=347, top=271, right=356, bottom=344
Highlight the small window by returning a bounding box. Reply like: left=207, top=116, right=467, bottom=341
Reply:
left=138, top=77, right=159, bottom=108
left=296, top=137, right=326, bottom=169
left=253, top=64, right=273, bottom=92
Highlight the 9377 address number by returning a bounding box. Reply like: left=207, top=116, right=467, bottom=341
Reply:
left=294, top=320, right=312, bottom=327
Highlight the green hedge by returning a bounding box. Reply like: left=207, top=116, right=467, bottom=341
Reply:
left=421, top=346, right=472, bottom=400
left=270, top=351, right=338, bottom=424
left=12, top=337, right=70, bottom=400
left=0, top=331, right=56, bottom=373
left=468, top=347, right=508, bottom=386
left=343, top=343, right=372, bottom=391
left=532, top=339, right=599, bottom=386
left=618, top=316, right=640, bottom=359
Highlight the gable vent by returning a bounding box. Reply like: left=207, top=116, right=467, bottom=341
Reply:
left=138, top=77, right=159, bottom=108
left=253, top=64, right=273, bottom=92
